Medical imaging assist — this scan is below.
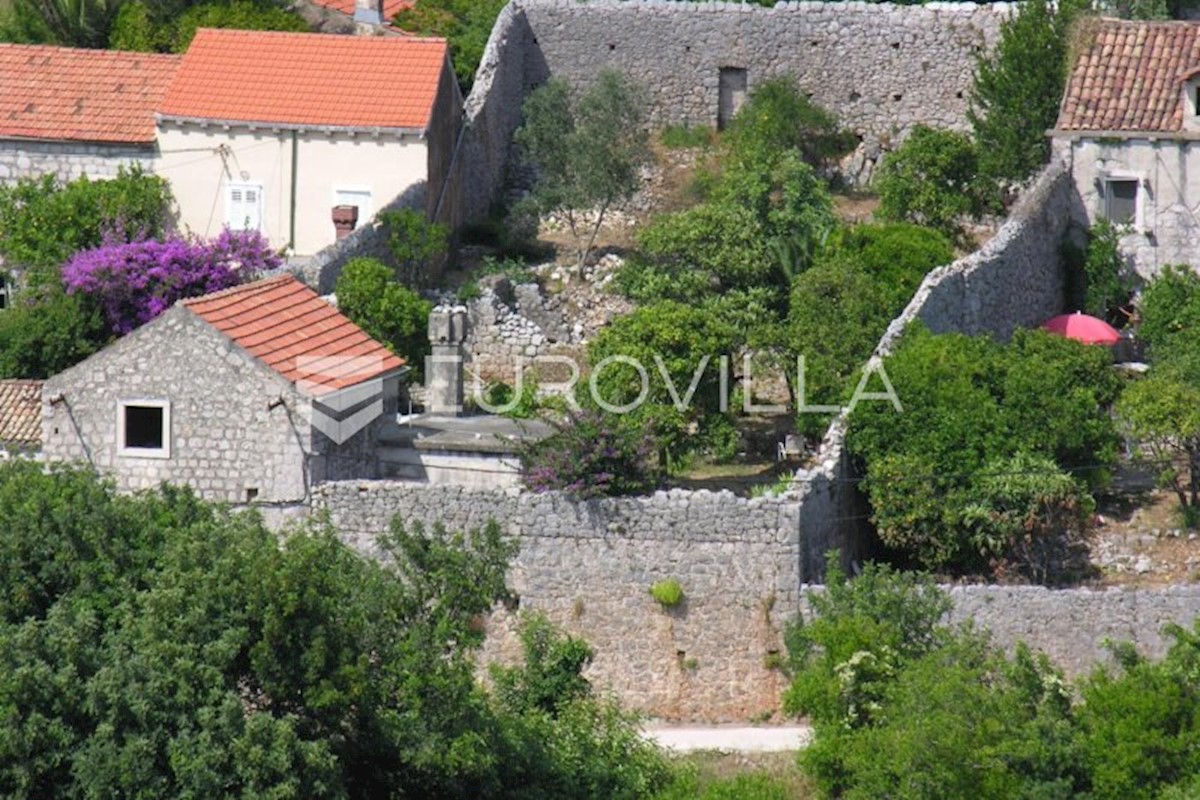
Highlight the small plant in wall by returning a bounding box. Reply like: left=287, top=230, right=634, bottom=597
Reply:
left=649, top=578, right=684, bottom=609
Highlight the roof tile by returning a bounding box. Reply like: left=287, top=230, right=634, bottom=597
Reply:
left=159, top=28, right=447, bottom=130
left=183, top=275, right=405, bottom=394
left=0, top=45, right=179, bottom=143
left=1058, top=19, right=1200, bottom=133
left=0, top=380, right=43, bottom=448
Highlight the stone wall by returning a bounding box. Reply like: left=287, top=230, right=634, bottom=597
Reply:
left=0, top=140, right=154, bottom=184
left=315, top=480, right=805, bottom=721
left=453, top=0, right=1009, bottom=219
left=945, top=584, right=1200, bottom=677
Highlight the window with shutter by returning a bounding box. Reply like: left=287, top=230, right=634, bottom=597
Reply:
left=226, top=183, right=263, bottom=231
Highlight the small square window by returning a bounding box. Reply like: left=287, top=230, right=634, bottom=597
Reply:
left=117, top=400, right=170, bottom=458
left=1103, top=179, right=1139, bottom=226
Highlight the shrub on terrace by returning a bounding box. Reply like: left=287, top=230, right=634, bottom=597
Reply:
left=874, top=125, right=983, bottom=241
left=334, top=257, right=432, bottom=379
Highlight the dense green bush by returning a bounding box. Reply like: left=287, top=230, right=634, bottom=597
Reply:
left=334, top=257, right=432, bottom=379
left=0, top=286, right=109, bottom=378
left=721, top=76, right=855, bottom=173
left=847, top=326, right=1120, bottom=575
left=109, top=0, right=307, bottom=52
left=874, top=125, right=983, bottom=240
left=0, top=167, right=172, bottom=282
left=786, top=223, right=952, bottom=437
left=379, top=207, right=449, bottom=288
left=0, top=462, right=674, bottom=798
left=393, top=0, right=506, bottom=91
left=1137, top=264, right=1200, bottom=361
left=586, top=300, right=737, bottom=463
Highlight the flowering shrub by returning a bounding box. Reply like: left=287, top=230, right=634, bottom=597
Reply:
left=519, top=410, right=662, bottom=498
left=63, top=229, right=281, bottom=335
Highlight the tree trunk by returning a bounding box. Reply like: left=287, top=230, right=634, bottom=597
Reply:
left=577, top=201, right=609, bottom=272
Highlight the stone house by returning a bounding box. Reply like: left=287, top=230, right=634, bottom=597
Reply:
left=42, top=274, right=406, bottom=504
left=0, top=379, right=43, bottom=455
left=155, top=28, right=463, bottom=258
left=1054, top=18, right=1200, bottom=279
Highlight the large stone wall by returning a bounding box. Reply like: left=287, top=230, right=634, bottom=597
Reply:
left=454, top=0, right=1009, bottom=219
left=0, top=140, right=154, bottom=185
left=946, top=585, right=1200, bottom=678
left=315, top=480, right=805, bottom=721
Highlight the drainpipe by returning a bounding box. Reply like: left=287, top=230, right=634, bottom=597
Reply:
left=289, top=130, right=298, bottom=252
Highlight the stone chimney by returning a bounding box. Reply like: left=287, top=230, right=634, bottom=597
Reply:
left=332, top=205, right=358, bottom=240
left=353, top=0, right=384, bottom=25
left=426, top=306, right=467, bottom=416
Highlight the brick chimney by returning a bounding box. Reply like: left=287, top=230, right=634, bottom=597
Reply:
left=332, top=205, right=358, bottom=240
left=353, top=0, right=384, bottom=25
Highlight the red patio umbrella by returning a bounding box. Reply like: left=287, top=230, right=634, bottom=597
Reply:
left=1040, top=312, right=1121, bottom=345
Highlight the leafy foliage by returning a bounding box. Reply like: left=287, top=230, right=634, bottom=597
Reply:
left=519, top=409, right=663, bottom=498
left=62, top=228, right=278, bottom=335
left=0, top=287, right=109, bottom=378
left=649, top=578, right=684, bottom=608
left=587, top=300, right=737, bottom=463
left=969, top=0, right=1087, bottom=188
left=874, top=125, right=983, bottom=240
left=516, top=71, right=651, bottom=269
left=379, top=207, right=449, bottom=288
left=0, top=0, right=124, bottom=47
left=1065, top=218, right=1135, bottom=325
left=108, top=0, right=306, bottom=52
left=721, top=76, right=855, bottom=173
left=0, top=167, right=171, bottom=281
left=847, top=326, right=1120, bottom=575
left=0, top=462, right=673, bottom=798
left=334, top=257, right=432, bottom=378
left=1137, top=264, right=1200, bottom=362
left=786, top=223, right=952, bottom=437
left=491, top=613, right=594, bottom=717
left=393, top=0, right=506, bottom=91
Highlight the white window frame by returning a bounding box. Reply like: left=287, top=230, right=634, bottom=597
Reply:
left=1099, top=171, right=1146, bottom=233
left=117, top=399, right=171, bottom=459
left=333, top=187, right=373, bottom=229
left=226, top=181, right=264, bottom=232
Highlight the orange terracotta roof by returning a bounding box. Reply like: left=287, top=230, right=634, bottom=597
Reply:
left=159, top=28, right=447, bottom=130
left=0, top=44, right=179, bottom=144
left=310, top=0, right=412, bottom=20
left=183, top=274, right=405, bottom=394
left=1057, top=19, right=1200, bottom=133
left=0, top=380, right=43, bottom=448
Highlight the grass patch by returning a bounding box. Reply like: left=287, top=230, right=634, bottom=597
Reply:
left=654, top=751, right=815, bottom=799
left=660, top=123, right=717, bottom=150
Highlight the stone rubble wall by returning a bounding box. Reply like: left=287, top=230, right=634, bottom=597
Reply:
left=0, top=140, right=154, bottom=185
left=315, top=480, right=804, bottom=721
left=945, top=584, right=1200, bottom=677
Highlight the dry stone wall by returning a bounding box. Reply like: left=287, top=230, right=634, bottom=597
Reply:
left=0, top=140, right=154, bottom=185
left=315, top=480, right=805, bottom=721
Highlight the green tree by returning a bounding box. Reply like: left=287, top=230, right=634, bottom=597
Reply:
left=969, top=0, right=1087, bottom=189
left=874, top=125, right=982, bottom=240
left=722, top=76, right=854, bottom=173
left=1118, top=368, right=1200, bottom=514
left=0, top=0, right=124, bottom=47
left=1138, top=264, right=1200, bottom=361
left=379, top=207, right=449, bottom=288
left=334, top=257, right=432, bottom=379
left=393, top=0, right=506, bottom=91
left=108, top=0, right=306, bottom=51
left=847, top=326, right=1120, bottom=575
left=1066, top=218, right=1134, bottom=324
left=516, top=71, right=651, bottom=270
left=586, top=300, right=736, bottom=463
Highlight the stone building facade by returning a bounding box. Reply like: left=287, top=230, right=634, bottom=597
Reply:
left=0, top=141, right=154, bottom=185
left=42, top=276, right=404, bottom=505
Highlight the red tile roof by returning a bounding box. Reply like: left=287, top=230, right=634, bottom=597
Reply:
left=183, top=274, right=405, bottom=394
left=310, top=0, right=413, bottom=20
left=0, top=380, right=43, bottom=448
left=159, top=28, right=447, bottom=131
left=0, top=45, right=179, bottom=144
left=1057, top=19, right=1200, bottom=133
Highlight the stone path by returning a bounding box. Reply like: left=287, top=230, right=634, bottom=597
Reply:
left=642, top=725, right=812, bottom=753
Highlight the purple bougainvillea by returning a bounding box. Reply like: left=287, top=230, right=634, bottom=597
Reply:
left=63, top=228, right=282, bottom=336
left=519, top=409, right=662, bottom=498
